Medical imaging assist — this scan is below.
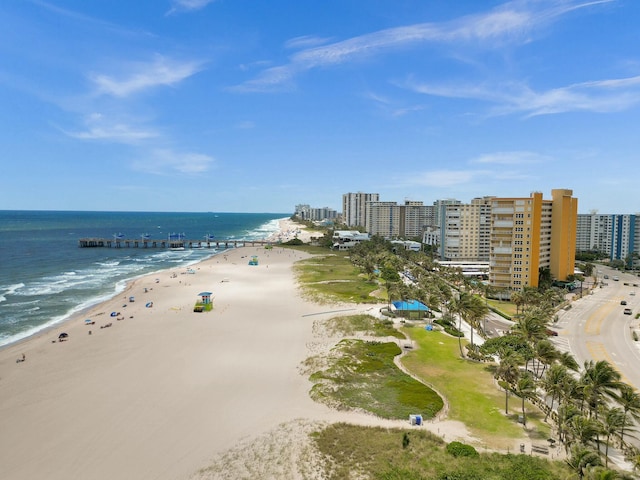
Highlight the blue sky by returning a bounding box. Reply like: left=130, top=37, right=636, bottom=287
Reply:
left=1, top=0, right=639, bottom=214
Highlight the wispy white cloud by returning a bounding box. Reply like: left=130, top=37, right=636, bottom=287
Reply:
left=398, top=150, right=543, bottom=187
left=406, top=74, right=640, bottom=116
left=62, top=113, right=158, bottom=144
left=90, top=55, right=204, bottom=97
left=131, top=148, right=215, bottom=175
left=284, top=35, right=333, bottom=50
left=166, top=0, right=215, bottom=15
left=406, top=169, right=482, bottom=187
left=470, top=151, right=549, bottom=165
left=363, top=90, right=426, bottom=117
left=234, top=0, right=612, bottom=92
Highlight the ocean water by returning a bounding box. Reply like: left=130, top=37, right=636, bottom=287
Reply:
left=0, top=210, right=288, bottom=347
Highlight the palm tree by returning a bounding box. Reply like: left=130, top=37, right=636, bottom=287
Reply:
left=541, top=363, right=570, bottom=421
left=495, top=348, right=523, bottom=414
left=557, top=403, right=581, bottom=448
left=449, top=292, right=471, bottom=357
left=511, top=290, right=525, bottom=315
left=567, top=415, right=601, bottom=450
left=617, top=384, right=640, bottom=445
left=566, top=444, right=602, bottom=479
left=515, top=371, right=536, bottom=427
left=533, top=338, right=559, bottom=377
left=599, top=407, right=627, bottom=467
left=511, top=312, right=547, bottom=371
left=558, top=351, right=581, bottom=372
left=465, top=294, right=489, bottom=350
left=581, top=360, right=623, bottom=418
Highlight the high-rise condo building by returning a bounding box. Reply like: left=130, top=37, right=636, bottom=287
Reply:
left=489, top=189, right=577, bottom=292
left=365, top=201, right=400, bottom=237
left=576, top=212, right=639, bottom=265
left=342, top=192, right=379, bottom=228
left=364, top=200, right=433, bottom=238
left=437, top=197, right=493, bottom=261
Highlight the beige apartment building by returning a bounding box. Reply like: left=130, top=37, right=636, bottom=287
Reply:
left=439, top=197, right=493, bottom=262
left=365, top=200, right=433, bottom=238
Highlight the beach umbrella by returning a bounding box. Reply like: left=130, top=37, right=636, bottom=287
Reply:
left=146, top=302, right=153, bottom=308
left=110, top=311, right=118, bottom=317
left=58, top=333, right=69, bottom=339
left=84, top=319, right=92, bottom=324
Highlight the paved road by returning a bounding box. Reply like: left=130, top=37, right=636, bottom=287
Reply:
left=554, top=266, right=640, bottom=390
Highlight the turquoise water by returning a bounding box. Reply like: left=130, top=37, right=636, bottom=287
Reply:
left=0, top=210, right=288, bottom=346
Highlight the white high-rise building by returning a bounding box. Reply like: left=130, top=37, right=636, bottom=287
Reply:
left=342, top=192, right=379, bottom=228
left=576, top=212, right=640, bottom=265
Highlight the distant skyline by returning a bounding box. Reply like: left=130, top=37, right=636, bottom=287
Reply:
left=1, top=1, right=639, bottom=214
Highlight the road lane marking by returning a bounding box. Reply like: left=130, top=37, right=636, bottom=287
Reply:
left=584, top=300, right=618, bottom=336
left=586, top=341, right=632, bottom=385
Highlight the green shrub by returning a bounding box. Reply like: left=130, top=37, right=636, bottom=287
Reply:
left=443, top=326, right=464, bottom=337
left=445, top=441, right=479, bottom=458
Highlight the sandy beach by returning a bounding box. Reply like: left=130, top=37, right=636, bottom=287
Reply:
left=0, top=220, right=492, bottom=479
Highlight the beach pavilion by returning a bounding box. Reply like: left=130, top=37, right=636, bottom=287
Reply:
left=391, top=300, right=431, bottom=319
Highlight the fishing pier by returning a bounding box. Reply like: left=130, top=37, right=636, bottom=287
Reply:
left=78, top=237, right=271, bottom=249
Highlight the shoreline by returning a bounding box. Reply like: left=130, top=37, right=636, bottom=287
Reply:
left=0, top=217, right=304, bottom=353
left=0, top=248, right=226, bottom=353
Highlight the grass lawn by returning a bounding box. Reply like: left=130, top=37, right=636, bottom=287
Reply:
left=400, top=326, right=543, bottom=450
left=487, top=298, right=517, bottom=317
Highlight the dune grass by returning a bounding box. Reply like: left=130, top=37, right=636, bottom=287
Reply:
left=321, top=313, right=405, bottom=339
left=309, top=338, right=444, bottom=419
left=311, top=423, right=570, bottom=480
left=294, top=253, right=382, bottom=303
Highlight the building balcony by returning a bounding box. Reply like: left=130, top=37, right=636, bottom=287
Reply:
left=493, top=220, right=514, bottom=228
left=492, top=207, right=515, bottom=214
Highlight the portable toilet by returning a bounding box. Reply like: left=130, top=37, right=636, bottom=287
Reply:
left=409, top=414, right=423, bottom=426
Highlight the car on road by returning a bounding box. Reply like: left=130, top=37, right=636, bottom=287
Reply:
left=624, top=308, right=633, bottom=315
left=621, top=300, right=628, bottom=305
left=613, top=276, right=620, bottom=281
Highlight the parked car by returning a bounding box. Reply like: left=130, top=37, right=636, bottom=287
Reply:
left=604, top=275, right=609, bottom=279
left=621, top=300, right=628, bottom=305
left=546, top=328, right=559, bottom=336
left=613, top=276, right=620, bottom=281
left=624, top=308, right=633, bottom=315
